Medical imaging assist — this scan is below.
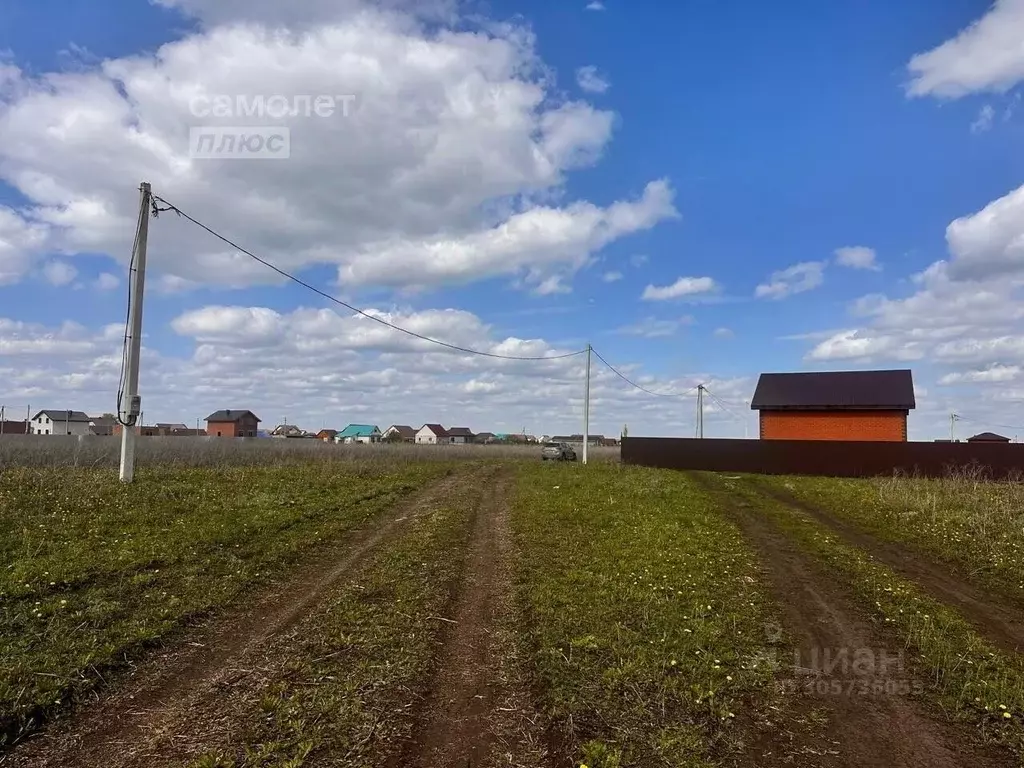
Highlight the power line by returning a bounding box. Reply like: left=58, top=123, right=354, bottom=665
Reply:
left=702, top=387, right=744, bottom=422
left=591, top=348, right=700, bottom=399
left=954, top=414, right=1024, bottom=433
left=149, top=194, right=588, bottom=362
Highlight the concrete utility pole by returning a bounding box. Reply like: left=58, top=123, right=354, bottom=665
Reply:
left=696, top=384, right=705, bottom=439
left=582, top=343, right=592, bottom=465
left=119, top=182, right=152, bottom=483
left=950, top=412, right=958, bottom=442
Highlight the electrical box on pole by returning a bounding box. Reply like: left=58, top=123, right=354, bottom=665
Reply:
left=119, top=182, right=152, bottom=483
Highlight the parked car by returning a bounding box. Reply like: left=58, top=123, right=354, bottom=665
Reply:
left=541, top=441, right=577, bottom=461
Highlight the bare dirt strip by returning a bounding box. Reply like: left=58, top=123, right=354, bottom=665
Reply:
left=690, top=474, right=1013, bottom=768
left=395, top=469, right=549, bottom=768
left=2, top=468, right=480, bottom=768
left=748, top=478, right=1024, bottom=654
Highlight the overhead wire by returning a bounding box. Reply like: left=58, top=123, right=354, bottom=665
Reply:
left=149, top=194, right=588, bottom=362
left=702, top=387, right=746, bottom=422
left=590, top=347, right=700, bottom=399
left=953, top=414, right=1024, bottom=434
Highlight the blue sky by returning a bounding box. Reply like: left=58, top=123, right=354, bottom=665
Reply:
left=1, top=0, right=1023, bottom=438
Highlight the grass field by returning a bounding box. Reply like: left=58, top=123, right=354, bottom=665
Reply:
left=4, top=455, right=1024, bottom=767
left=0, top=459, right=448, bottom=745
left=511, top=464, right=783, bottom=767
left=758, top=472, right=1024, bottom=601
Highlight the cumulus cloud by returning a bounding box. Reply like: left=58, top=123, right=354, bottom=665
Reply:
left=0, top=306, right=754, bottom=437
left=576, top=66, right=610, bottom=94
left=945, top=184, right=1024, bottom=281
left=806, top=329, right=925, bottom=362
left=906, top=0, right=1024, bottom=98
left=42, top=260, right=78, bottom=287
left=713, top=327, right=734, bottom=339
left=834, top=246, right=880, bottom=271
left=754, top=261, right=825, bottom=300
left=93, top=273, right=121, bottom=290
left=0, top=5, right=674, bottom=294
left=585, top=1, right=606, bottom=9
left=641, top=276, right=717, bottom=301
left=602, top=270, right=623, bottom=282
left=939, top=364, right=1021, bottom=385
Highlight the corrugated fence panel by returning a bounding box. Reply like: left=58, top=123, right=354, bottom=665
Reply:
left=621, top=437, right=1024, bottom=479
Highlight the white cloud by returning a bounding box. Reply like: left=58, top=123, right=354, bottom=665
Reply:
left=906, top=0, right=1024, bottom=98
left=338, top=179, right=677, bottom=292
left=713, top=327, right=734, bottom=339
left=754, top=261, right=825, bottom=300
left=0, top=207, right=49, bottom=285
left=576, top=66, right=610, bottom=94
left=806, top=329, right=926, bottom=362
left=971, top=104, right=996, bottom=133
left=601, top=270, right=623, bottom=283
left=939, top=364, right=1021, bottom=385
left=93, top=272, right=121, bottom=290
left=42, top=260, right=78, bottom=287
left=615, top=316, right=692, bottom=338
left=945, top=184, right=1024, bottom=281
left=0, top=6, right=673, bottom=294
left=834, top=246, right=880, bottom=271
left=630, top=254, right=648, bottom=268
left=641, top=276, right=717, bottom=301
left=585, top=1, right=606, bottom=9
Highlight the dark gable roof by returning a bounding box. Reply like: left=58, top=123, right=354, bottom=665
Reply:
left=751, top=370, right=916, bottom=411
left=967, top=432, right=1011, bottom=442
left=36, top=410, right=91, bottom=422
left=421, top=423, right=448, bottom=437
left=386, top=425, right=416, bottom=437
left=206, top=410, right=261, bottom=423
left=448, top=427, right=474, bottom=437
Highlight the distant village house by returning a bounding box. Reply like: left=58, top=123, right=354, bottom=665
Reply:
left=206, top=410, right=261, bottom=438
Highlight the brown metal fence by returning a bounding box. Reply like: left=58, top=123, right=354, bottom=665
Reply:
left=621, top=437, right=1024, bottom=479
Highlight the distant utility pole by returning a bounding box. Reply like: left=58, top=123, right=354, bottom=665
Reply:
left=583, top=343, right=592, bottom=465
left=0, top=405, right=4, bottom=436
left=950, top=412, right=959, bottom=442
left=119, top=182, right=152, bottom=483
left=696, top=384, right=705, bottom=439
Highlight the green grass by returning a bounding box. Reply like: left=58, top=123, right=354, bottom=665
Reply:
left=713, top=474, right=1024, bottom=755
left=511, top=463, right=783, bottom=768
left=187, top=468, right=482, bottom=767
left=0, top=461, right=448, bottom=745
left=758, top=472, right=1024, bottom=603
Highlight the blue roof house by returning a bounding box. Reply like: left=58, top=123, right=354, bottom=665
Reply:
left=336, top=424, right=382, bottom=444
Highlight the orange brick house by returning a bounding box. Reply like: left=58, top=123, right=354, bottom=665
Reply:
left=750, top=370, right=915, bottom=442
left=205, top=410, right=261, bottom=438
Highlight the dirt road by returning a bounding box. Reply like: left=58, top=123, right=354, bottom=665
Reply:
left=692, top=473, right=1012, bottom=768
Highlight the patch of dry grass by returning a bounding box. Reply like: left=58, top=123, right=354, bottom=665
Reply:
left=0, top=436, right=619, bottom=468
left=762, top=469, right=1024, bottom=600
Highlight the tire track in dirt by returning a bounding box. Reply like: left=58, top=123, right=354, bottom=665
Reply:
left=3, top=468, right=480, bottom=768
left=690, top=473, right=1012, bottom=768
left=748, top=478, right=1024, bottom=654
left=396, top=468, right=546, bottom=768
